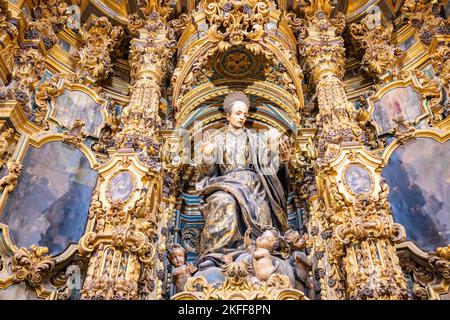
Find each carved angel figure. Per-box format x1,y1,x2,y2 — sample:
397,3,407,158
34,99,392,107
168,244,197,293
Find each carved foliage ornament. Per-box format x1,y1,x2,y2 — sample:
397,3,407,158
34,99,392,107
325,178,408,299
350,14,403,79
0,4,18,46
32,74,63,128
204,0,272,52
173,261,306,300
11,245,56,287
0,48,45,105
25,0,72,49
0,160,22,194
430,45,450,90
402,0,450,46
0,128,15,167
74,17,124,82
62,119,88,148
402,69,443,126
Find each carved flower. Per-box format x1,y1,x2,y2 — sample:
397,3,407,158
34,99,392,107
222,2,233,12
43,36,55,49
149,12,159,20
14,91,29,103
25,29,40,39
419,30,434,46
229,32,244,46
0,91,7,100
148,280,155,292
316,11,325,19
410,18,423,29
147,23,158,32
242,4,252,17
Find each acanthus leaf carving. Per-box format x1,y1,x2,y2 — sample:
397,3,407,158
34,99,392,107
25,0,72,50
73,17,124,83
350,15,403,80
402,0,450,46
32,74,63,128
11,245,56,287
173,261,306,300
204,0,272,50
0,48,46,108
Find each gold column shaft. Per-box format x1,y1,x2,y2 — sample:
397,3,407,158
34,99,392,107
300,3,407,300
80,5,177,300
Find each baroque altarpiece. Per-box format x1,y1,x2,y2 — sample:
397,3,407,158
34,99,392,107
0,0,449,300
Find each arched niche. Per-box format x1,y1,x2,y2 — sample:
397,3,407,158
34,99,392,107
172,95,302,269
0,141,98,256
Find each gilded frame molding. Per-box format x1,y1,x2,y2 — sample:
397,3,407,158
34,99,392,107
382,130,450,276
0,133,100,260
367,76,432,136
325,145,384,203
47,80,108,138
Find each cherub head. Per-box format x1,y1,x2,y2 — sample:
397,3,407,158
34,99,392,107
256,229,280,252
284,229,306,250
168,244,186,268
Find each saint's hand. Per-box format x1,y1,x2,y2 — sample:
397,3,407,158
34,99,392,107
201,139,215,158
199,131,216,159
280,137,291,163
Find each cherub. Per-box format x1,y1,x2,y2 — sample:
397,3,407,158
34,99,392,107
244,228,281,282
0,128,14,165
284,229,316,300
0,161,23,194
168,244,197,293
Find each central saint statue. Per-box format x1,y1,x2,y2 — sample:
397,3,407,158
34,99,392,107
195,91,291,270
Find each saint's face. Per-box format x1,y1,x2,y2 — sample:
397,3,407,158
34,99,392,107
227,101,249,129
